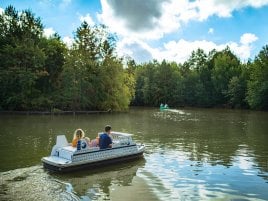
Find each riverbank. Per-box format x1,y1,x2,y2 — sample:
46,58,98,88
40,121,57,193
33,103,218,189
0,110,112,115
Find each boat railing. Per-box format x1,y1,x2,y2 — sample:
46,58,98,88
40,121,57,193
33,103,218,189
111,132,133,142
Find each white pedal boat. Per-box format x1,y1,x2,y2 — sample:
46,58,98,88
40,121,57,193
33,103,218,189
42,132,145,172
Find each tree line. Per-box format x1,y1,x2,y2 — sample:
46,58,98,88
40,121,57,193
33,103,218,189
0,6,133,111
132,47,268,110
0,6,267,111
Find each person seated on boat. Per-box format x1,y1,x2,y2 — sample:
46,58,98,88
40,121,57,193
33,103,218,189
71,128,90,148
99,125,113,149
89,136,99,147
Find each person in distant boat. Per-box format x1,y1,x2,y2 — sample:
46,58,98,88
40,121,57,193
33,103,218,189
71,128,90,148
99,125,113,149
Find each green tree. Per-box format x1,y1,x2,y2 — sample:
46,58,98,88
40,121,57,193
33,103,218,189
37,35,67,109
227,76,246,108
184,49,215,107
180,69,203,106
247,45,268,110
142,61,158,106
226,62,249,108
0,6,46,110
99,57,132,110
154,60,183,106
61,49,98,110
132,64,146,106
210,47,241,105
61,22,133,111
125,59,137,105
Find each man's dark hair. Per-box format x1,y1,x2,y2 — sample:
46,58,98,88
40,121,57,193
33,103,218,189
105,125,111,132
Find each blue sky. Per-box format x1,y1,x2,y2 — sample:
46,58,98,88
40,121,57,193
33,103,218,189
1,0,268,63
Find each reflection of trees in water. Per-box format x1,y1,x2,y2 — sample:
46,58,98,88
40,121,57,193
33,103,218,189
150,109,268,180
54,159,146,200
243,111,268,177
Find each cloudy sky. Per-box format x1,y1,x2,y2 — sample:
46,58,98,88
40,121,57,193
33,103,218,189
1,0,268,63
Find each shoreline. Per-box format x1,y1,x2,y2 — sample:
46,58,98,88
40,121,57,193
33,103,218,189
0,106,266,115
0,110,111,115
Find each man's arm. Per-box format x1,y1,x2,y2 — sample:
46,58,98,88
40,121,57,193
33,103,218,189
108,136,112,148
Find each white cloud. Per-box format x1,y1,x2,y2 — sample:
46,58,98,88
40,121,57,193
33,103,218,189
191,0,268,20
43,27,56,38
98,0,265,63
79,13,95,26
99,0,268,40
116,33,258,64
98,0,180,40
117,38,154,63
166,35,258,62
63,36,74,48
0,7,4,15
240,33,258,45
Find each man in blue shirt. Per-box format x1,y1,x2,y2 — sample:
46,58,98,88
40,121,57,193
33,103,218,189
99,125,112,149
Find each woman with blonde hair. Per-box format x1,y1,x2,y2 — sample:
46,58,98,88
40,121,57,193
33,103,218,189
71,128,90,148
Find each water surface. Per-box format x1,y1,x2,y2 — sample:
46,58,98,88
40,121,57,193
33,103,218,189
0,108,268,200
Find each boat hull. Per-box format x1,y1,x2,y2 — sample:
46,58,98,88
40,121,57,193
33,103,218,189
42,152,144,172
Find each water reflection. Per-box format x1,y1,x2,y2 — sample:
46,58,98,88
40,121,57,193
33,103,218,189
151,109,268,171
52,159,146,200
139,147,268,200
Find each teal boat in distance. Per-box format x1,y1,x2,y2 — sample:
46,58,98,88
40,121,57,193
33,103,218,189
160,103,169,111
159,104,186,114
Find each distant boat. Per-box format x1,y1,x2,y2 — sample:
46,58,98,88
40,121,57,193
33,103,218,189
159,104,186,114
42,132,145,172
160,103,169,111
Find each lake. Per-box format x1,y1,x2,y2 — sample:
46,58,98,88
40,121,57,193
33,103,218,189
0,107,268,200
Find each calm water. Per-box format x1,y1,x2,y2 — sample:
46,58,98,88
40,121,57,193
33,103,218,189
0,108,268,200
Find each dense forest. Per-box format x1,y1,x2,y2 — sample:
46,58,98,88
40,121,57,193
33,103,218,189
0,6,267,111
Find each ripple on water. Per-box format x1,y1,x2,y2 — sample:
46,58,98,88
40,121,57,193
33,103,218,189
137,150,268,201
153,110,196,123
